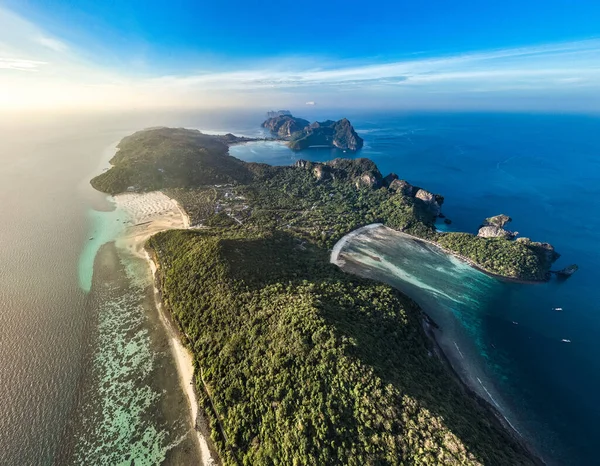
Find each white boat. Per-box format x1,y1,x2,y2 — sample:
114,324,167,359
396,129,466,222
552,307,563,311
561,339,571,343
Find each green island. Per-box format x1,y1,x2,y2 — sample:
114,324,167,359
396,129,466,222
92,125,550,465
261,111,364,151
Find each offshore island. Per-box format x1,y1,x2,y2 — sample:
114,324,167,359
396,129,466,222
90,115,558,465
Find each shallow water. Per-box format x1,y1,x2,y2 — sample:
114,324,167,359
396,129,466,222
56,242,199,465
0,119,125,465
0,114,200,465
334,227,548,458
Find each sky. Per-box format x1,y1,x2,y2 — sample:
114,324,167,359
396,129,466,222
1,0,600,112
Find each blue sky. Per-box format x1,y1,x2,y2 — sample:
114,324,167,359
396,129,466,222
1,0,600,111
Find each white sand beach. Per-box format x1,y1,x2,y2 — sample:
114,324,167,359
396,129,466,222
114,191,190,259
114,191,217,466
330,223,383,266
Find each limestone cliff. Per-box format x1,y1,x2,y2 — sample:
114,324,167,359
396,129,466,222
477,226,516,239
262,114,310,138
484,214,512,228
293,159,444,220
516,237,561,267
385,177,444,218
262,114,364,151
294,158,381,188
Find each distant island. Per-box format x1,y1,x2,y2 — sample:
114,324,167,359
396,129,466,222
261,111,364,151
91,125,548,465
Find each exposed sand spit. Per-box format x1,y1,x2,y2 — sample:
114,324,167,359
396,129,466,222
114,191,190,259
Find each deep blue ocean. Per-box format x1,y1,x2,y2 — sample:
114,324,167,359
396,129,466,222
225,111,600,465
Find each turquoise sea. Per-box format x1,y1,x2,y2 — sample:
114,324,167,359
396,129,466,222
0,115,200,465
0,110,598,464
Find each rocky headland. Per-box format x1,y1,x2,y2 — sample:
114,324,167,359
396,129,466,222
261,114,310,138
293,160,444,220
551,264,579,278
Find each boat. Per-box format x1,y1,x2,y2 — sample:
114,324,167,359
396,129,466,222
512,321,518,325
561,339,571,343
552,307,563,311
88,237,94,240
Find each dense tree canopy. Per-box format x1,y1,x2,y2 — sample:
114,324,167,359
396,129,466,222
436,233,552,281
148,229,536,465
91,128,257,194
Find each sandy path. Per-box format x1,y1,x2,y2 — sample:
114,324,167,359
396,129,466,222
114,191,217,466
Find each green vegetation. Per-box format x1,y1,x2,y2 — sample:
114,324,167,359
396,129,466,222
148,229,536,465
436,233,551,280
262,114,364,151
91,128,256,194
286,118,364,151
95,127,558,280
239,163,436,248
164,187,218,225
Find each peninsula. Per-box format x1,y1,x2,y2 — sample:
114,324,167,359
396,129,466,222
92,125,548,465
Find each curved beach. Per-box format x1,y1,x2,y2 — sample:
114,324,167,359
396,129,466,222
331,223,544,463
332,223,545,284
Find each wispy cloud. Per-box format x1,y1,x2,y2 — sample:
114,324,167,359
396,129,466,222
36,35,68,53
149,39,600,92
0,57,46,71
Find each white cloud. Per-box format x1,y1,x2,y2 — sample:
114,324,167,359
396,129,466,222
139,39,600,95
37,35,68,53
0,57,46,71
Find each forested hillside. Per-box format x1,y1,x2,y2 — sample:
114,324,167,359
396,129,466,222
148,229,537,465
89,126,552,464
91,128,257,194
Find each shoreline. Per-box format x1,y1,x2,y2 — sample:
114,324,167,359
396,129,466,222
424,234,547,285
331,223,545,464
421,316,544,465
332,223,547,285
113,190,218,466
100,187,545,465
146,252,219,466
